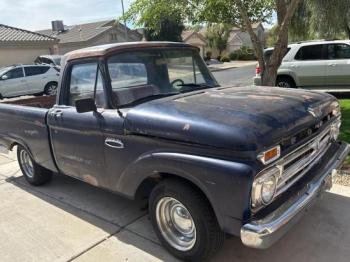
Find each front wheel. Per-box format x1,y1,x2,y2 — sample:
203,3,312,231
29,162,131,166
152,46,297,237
17,146,52,186
149,179,225,261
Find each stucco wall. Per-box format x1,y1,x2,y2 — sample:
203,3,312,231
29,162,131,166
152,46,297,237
184,35,207,57
0,46,52,67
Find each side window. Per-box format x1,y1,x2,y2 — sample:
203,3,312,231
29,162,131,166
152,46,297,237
25,66,50,76
68,62,105,107
4,68,24,79
327,44,350,59
295,45,324,60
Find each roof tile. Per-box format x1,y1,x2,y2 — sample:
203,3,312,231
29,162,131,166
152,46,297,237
0,24,57,43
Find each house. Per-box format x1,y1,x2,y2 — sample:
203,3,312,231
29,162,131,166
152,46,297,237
0,24,58,67
227,22,265,53
37,20,143,55
198,22,265,58
182,30,208,57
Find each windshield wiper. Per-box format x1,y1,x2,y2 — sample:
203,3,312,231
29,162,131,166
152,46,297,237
119,92,180,108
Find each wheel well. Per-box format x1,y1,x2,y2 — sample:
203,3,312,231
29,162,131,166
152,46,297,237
45,81,58,88
276,75,296,85
0,93,3,99
135,173,219,220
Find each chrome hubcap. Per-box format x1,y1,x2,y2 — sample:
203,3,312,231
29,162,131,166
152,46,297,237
19,150,34,178
156,197,196,251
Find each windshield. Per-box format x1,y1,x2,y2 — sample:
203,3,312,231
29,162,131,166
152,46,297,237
107,49,218,107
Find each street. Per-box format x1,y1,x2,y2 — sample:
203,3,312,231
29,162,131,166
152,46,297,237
213,64,256,87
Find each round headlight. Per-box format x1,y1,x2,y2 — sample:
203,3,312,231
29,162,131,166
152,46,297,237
261,175,277,204
252,167,280,208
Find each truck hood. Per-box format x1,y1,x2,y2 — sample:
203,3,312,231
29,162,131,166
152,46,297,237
124,86,337,152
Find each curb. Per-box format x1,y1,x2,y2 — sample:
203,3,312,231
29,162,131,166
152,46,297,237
209,66,237,72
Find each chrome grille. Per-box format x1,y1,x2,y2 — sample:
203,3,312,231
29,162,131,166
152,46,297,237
274,126,332,198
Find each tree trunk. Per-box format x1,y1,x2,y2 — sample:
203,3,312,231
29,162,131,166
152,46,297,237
235,0,301,86
345,24,350,39
234,0,265,76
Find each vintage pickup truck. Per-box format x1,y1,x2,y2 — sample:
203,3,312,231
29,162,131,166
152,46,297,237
0,42,349,261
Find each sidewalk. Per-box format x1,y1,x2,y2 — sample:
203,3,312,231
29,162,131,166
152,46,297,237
208,61,257,72
1,150,350,261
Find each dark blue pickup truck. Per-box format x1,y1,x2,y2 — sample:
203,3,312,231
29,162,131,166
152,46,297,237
0,42,349,261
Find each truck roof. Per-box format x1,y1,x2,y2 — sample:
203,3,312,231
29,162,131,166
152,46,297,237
64,42,198,62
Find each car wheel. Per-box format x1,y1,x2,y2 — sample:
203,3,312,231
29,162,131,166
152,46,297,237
17,145,52,186
44,82,58,96
276,77,296,88
149,179,225,261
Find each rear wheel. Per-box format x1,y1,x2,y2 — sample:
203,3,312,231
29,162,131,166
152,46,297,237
149,179,225,261
44,82,58,96
17,146,52,186
276,76,296,88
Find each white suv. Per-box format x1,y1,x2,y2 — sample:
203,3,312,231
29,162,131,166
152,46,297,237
0,65,59,99
254,40,350,92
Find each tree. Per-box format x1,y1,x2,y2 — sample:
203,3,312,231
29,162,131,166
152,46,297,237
145,17,185,42
205,24,231,57
290,0,350,40
122,0,187,42
123,0,302,86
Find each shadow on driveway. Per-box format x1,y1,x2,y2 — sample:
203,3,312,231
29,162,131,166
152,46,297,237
5,173,350,262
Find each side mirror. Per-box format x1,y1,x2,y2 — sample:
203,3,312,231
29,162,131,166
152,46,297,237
75,98,97,113
1,75,8,80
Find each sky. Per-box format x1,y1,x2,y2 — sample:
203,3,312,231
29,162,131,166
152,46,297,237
0,0,134,31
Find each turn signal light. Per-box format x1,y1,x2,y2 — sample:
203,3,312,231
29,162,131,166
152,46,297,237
258,145,281,165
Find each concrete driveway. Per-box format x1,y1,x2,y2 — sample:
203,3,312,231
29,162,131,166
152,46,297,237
1,150,350,262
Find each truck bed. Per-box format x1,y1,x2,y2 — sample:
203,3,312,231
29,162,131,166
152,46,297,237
0,95,58,172
1,95,56,108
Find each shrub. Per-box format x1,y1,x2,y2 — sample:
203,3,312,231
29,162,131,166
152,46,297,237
216,55,222,61
205,51,212,61
230,46,256,61
220,56,230,62
229,52,239,60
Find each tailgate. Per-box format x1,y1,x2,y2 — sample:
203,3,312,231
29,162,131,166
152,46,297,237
0,103,57,172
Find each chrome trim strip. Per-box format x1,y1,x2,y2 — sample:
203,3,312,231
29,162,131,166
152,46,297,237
241,142,350,249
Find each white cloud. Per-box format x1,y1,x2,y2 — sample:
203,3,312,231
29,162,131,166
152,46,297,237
0,0,134,30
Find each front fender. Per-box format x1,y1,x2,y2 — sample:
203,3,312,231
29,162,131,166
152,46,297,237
117,152,255,235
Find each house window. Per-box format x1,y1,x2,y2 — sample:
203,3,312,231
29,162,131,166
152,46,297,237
110,33,118,41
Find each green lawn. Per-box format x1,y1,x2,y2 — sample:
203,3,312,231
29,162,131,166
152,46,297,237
340,99,350,165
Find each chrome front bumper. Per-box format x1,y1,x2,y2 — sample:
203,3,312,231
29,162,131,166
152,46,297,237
241,142,350,249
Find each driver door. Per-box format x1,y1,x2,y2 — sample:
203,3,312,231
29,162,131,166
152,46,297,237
48,61,109,187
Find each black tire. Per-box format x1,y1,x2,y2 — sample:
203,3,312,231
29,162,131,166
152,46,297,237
149,179,225,261
276,76,296,88
44,82,58,96
17,145,52,186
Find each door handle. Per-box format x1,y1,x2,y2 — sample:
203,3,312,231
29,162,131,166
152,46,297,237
52,110,63,120
105,138,124,149
328,63,336,67
291,65,298,68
